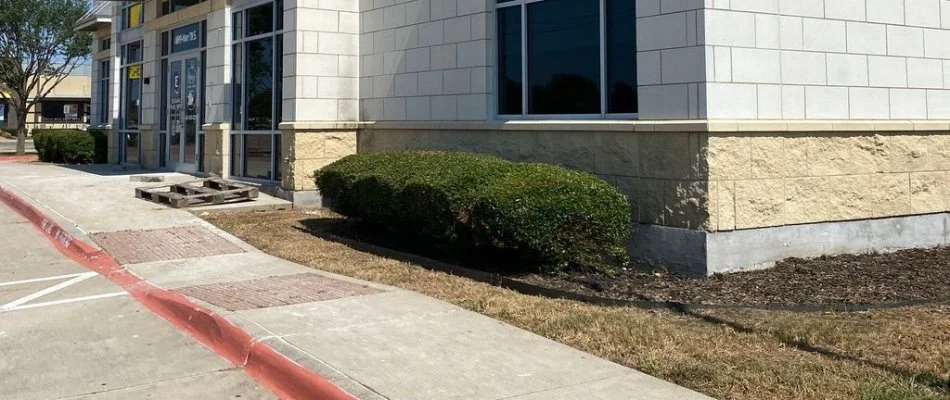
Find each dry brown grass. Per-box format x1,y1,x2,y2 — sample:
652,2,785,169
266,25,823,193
204,209,950,400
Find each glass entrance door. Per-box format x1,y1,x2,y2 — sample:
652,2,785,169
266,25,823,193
166,54,200,172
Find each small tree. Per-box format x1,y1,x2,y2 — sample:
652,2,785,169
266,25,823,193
0,0,92,155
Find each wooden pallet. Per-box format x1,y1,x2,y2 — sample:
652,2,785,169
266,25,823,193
135,178,259,208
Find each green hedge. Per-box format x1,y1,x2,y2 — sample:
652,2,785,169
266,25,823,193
315,151,631,274
88,129,108,164
33,129,96,164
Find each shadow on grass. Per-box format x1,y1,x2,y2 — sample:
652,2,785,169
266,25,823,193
296,216,950,396
296,217,536,276
674,305,950,396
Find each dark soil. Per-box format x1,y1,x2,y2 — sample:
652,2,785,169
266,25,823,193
303,213,950,307
516,249,950,306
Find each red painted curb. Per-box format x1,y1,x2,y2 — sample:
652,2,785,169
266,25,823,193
0,185,357,400
0,155,38,163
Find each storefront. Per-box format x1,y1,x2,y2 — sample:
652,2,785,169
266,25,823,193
78,0,950,275
160,21,205,173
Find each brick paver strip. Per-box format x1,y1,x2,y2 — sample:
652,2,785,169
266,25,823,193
91,225,245,264
175,273,383,311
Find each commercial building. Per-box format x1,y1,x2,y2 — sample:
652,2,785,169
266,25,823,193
0,75,92,132
80,0,950,275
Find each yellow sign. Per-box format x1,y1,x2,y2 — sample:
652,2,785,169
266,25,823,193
128,65,141,79
129,3,143,28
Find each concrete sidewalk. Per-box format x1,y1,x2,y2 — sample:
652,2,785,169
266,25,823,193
0,162,713,400
0,203,275,399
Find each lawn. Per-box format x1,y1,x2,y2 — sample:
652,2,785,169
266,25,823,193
203,209,950,400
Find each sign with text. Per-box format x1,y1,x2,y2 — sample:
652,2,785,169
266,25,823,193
171,23,201,54
128,65,141,80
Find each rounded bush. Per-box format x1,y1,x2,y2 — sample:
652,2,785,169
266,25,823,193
32,129,95,164
315,151,631,274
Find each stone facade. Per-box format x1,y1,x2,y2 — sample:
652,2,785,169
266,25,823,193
639,0,950,120
358,0,491,121
708,126,950,231
279,122,359,192
284,1,360,122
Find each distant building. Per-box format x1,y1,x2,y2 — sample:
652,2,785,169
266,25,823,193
0,75,92,132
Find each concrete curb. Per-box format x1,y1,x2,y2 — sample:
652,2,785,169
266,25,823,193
0,185,357,400
0,155,38,163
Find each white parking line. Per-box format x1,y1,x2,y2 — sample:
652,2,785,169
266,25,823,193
0,272,92,287
5,292,128,312
0,272,99,311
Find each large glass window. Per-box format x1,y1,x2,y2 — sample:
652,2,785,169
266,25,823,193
231,1,283,181
120,1,144,30
120,40,143,163
40,101,87,122
161,0,204,16
98,60,110,125
496,0,637,117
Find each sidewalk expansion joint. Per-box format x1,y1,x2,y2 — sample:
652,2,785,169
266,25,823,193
493,371,638,400
50,367,238,400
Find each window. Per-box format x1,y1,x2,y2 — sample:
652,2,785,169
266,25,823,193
99,38,111,52
231,1,283,181
40,101,86,122
495,0,637,117
160,0,203,16
98,60,110,125
120,40,143,163
120,1,144,30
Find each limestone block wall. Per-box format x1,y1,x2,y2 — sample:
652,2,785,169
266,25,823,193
358,123,711,229
636,0,709,120
204,4,229,125
359,0,491,121
280,123,359,191
284,0,360,122
705,0,950,119
708,126,950,231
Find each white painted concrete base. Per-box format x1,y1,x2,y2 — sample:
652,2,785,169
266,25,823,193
632,212,950,276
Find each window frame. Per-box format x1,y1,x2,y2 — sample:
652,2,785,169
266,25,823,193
119,40,144,164
494,0,638,120
158,21,208,169
98,59,111,125
230,0,284,182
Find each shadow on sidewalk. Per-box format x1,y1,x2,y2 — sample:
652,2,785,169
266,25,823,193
59,163,179,177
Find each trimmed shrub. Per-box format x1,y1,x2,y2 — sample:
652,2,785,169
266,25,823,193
315,151,631,274
468,163,632,273
88,129,108,164
32,129,95,164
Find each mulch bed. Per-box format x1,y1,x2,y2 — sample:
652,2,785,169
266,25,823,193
514,248,950,306
302,212,950,307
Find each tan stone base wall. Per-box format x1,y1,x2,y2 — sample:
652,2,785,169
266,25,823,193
359,122,950,234
708,132,950,231
359,124,711,230
202,124,230,178
105,128,119,165
280,123,359,192
139,128,161,169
